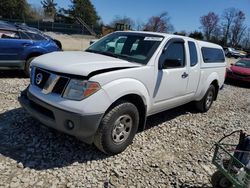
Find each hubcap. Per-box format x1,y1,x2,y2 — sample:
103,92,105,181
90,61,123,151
112,115,132,144
205,91,213,109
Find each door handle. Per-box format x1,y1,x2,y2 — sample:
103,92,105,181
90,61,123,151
182,72,189,78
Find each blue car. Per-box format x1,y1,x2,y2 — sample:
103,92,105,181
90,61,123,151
0,22,61,76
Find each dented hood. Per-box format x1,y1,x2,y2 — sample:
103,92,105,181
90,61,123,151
31,51,141,76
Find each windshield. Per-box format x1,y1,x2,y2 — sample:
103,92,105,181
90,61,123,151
86,32,164,64
235,60,250,68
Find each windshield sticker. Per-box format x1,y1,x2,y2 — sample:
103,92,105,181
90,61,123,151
144,37,163,41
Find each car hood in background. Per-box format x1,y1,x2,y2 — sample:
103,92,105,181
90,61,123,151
231,65,250,75
31,51,141,77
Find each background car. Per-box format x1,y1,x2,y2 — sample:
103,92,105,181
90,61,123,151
226,58,250,83
0,21,62,76
224,47,246,58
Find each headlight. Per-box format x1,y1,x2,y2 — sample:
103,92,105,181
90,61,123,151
63,79,101,100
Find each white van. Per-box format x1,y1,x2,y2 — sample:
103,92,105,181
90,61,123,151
19,31,226,154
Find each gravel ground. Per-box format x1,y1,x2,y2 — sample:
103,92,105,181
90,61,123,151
0,68,249,188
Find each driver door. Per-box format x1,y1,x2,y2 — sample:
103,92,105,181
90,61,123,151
153,38,190,111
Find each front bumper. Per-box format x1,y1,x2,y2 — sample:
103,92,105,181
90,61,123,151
226,72,250,83
18,89,104,144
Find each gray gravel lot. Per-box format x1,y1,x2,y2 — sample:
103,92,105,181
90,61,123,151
0,62,249,188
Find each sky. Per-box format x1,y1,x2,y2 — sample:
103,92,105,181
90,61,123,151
28,0,250,32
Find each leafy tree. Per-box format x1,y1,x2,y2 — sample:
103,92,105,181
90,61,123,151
144,12,174,33
189,31,204,40
0,0,33,20
174,31,187,36
200,12,219,41
68,0,100,26
41,0,57,19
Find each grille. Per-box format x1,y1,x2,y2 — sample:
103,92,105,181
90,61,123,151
33,68,70,96
30,100,55,120
52,77,69,94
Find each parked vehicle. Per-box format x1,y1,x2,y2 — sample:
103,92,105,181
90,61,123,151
224,47,245,58
226,58,250,83
19,31,226,154
0,21,62,76
246,52,250,58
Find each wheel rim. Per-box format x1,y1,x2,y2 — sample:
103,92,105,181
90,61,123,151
219,177,231,187
205,91,214,109
112,115,132,144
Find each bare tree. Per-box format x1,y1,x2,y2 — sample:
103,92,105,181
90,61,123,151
221,8,237,46
230,10,246,47
135,19,144,31
144,12,174,33
200,12,219,41
242,28,250,49
41,0,57,19
31,5,44,20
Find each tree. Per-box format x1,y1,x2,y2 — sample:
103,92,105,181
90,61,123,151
0,0,33,20
221,8,237,46
230,10,246,47
189,31,204,40
200,12,219,41
68,0,100,26
144,12,174,33
135,19,144,31
41,0,57,19
242,28,250,49
174,31,187,36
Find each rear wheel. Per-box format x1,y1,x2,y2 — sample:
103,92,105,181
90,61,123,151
211,171,232,188
24,57,35,77
94,101,139,155
195,85,216,112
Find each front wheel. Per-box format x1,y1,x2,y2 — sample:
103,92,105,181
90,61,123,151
94,101,139,155
195,85,216,112
211,171,232,188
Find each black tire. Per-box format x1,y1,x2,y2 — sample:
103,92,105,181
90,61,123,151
211,171,232,188
195,85,216,112
24,57,35,77
94,101,139,155
53,39,62,49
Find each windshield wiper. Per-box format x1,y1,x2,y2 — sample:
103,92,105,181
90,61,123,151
85,49,137,63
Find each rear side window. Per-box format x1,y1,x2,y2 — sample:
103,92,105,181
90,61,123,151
202,47,225,63
19,31,30,40
188,41,198,66
26,32,46,41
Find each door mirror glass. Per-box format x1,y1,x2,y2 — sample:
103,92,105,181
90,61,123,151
162,58,182,69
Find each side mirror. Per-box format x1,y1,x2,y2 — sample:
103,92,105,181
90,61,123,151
159,58,182,69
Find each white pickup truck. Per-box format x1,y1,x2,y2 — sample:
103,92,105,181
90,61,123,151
19,31,226,154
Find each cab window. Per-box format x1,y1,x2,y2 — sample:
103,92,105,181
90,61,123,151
202,47,225,63
188,41,198,66
160,42,185,69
